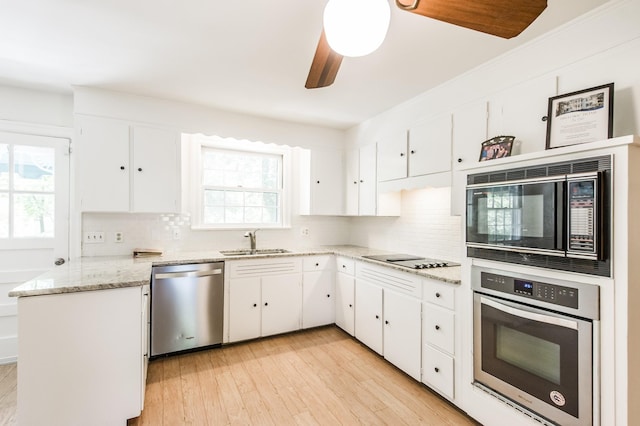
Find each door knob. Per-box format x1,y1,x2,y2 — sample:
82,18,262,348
54,258,65,266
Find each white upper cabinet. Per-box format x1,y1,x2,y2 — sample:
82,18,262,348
76,115,180,213
299,148,344,216
131,126,180,213
487,75,557,155
408,113,452,177
77,116,130,212
358,144,377,216
377,113,453,183
452,101,488,170
377,129,408,182
345,144,378,216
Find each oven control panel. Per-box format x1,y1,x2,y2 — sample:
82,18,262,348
481,272,579,309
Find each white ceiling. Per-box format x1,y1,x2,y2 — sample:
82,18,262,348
0,0,608,129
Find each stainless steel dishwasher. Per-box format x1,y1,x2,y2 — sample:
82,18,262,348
150,262,224,357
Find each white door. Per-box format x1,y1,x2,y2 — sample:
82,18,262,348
0,131,70,363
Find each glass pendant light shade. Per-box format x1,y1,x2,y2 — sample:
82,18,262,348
323,0,391,57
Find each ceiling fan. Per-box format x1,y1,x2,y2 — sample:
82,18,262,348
305,0,548,89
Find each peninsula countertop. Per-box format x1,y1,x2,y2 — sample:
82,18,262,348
9,245,461,297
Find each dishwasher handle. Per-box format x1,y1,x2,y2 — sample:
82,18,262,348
154,269,223,280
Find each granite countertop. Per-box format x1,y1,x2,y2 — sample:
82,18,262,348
9,245,461,297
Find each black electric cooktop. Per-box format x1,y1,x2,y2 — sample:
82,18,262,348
362,254,460,270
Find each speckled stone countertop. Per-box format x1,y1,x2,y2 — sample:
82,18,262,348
9,245,461,297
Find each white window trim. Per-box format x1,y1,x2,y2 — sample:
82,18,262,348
187,134,292,230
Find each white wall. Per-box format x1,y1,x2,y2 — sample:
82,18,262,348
0,85,73,128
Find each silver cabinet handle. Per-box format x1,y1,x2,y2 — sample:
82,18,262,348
154,269,222,279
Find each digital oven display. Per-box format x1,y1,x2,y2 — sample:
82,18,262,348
514,279,534,296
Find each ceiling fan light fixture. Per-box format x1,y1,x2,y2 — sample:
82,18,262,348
323,0,391,57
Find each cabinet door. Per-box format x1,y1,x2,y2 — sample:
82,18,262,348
262,274,302,337
383,289,422,380
358,144,377,216
488,75,556,155
310,149,344,215
377,130,407,182
408,113,452,177
131,126,179,213
344,148,360,216
76,115,130,212
335,272,355,335
228,277,261,342
452,100,488,169
302,269,335,328
354,280,383,355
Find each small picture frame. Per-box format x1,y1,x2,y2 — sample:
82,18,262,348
545,83,614,149
479,136,514,162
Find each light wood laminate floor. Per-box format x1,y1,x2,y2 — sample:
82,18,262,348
129,326,478,425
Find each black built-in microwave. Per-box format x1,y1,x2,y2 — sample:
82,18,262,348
466,155,611,276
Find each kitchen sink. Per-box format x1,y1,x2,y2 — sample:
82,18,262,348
219,248,290,256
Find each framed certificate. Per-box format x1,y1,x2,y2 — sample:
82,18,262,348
545,83,614,149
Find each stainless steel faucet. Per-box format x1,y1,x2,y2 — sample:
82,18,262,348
244,229,259,253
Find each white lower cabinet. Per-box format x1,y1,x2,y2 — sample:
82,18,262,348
229,276,262,341
355,261,422,379
302,256,335,328
17,286,144,425
335,256,356,335
227,258,303,343
262,274,303,337
422,277,457,400
354,279,384,354
383,289,422,380
422,345,455,398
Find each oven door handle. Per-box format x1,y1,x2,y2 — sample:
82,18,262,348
481,296,578,330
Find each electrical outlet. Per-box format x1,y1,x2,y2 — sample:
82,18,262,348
301,227,310,237
114,232,124,243
83,231,105,244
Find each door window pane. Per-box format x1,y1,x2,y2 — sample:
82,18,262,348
13,145,55,192
0,194,8,238
0,144,8,190
13,194,54,238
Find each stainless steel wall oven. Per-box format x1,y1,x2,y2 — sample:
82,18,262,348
466,155,611,276
472,267,599,426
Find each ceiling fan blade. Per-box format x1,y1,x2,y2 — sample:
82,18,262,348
396,0,547,39
305,30,344,89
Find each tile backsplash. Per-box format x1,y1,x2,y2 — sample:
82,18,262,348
82,187,462,260
81,212,352,257
348,187,463,262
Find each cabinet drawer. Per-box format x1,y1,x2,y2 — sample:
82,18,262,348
336,256,355,275
423,278,455,310
423,305,455,355
303,255,333,271
422,345,454,400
